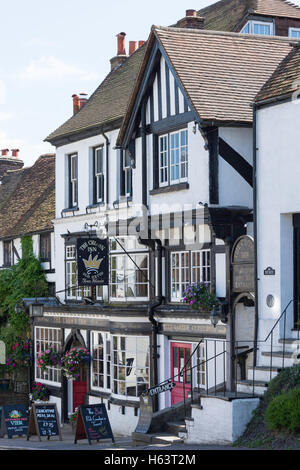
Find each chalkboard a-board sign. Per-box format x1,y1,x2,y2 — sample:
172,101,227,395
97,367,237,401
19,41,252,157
74,404,114,445
27,403,62,441
0,404,29,438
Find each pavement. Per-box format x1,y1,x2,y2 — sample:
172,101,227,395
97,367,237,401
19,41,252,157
0,423,252,452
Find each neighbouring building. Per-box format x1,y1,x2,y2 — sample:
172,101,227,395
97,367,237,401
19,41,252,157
253,43,300,382
0,152,56,294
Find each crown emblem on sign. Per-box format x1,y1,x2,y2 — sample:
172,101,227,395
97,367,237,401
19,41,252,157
83,255,103,274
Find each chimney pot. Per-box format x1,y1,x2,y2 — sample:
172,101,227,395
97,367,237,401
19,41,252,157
72,94,81,114
11,149,19,158
129,41,138,55
117,32,126,56
1,149,9,157
186,9,197,17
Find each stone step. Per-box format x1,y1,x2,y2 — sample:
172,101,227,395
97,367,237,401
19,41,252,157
166,421,186,435
247,365,281,382
236,379,268,396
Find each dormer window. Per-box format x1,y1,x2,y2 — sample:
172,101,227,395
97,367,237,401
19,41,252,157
289,27,300,38
241,21,274,36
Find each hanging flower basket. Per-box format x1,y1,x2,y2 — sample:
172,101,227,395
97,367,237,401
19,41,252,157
61,348,91,380
5,339,31,373
36,345,62,373
182,282,218,312
31,382,50,402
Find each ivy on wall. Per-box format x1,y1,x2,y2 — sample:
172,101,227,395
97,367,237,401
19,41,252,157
0,236,49,349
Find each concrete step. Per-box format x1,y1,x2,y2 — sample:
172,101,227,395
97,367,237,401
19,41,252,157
236,379,268,396
152,433,184,445
166,421,186,435
260,351,295,368
132,431,183,446
247,366,281,382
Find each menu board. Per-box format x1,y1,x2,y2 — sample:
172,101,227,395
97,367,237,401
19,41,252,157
27,403,62,441
75,404,114,445
2,404,29,438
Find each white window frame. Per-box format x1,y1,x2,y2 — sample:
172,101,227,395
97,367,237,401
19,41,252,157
35,326,62,386
109,237,149,302
91,331,111,392
289,27,300,38
170,249,211,303
94,146,104,203
241,20,274,35
65,244,91,300
123,151,132,198
159,129,188,187
70,154,78,207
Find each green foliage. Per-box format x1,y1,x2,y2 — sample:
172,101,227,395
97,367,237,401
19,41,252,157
263,367,293,404
265,389,300,433
0,236,49,349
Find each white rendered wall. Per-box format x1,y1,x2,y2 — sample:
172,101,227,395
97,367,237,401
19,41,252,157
184,397,259,445
256,100,300,347
218,127,253,208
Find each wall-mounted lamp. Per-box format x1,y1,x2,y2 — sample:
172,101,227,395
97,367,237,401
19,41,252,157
29,303,44,317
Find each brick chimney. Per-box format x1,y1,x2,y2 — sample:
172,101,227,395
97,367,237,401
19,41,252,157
79,93,88,108
0,148,24,177
129,41,138,55
176,9,205,29
72,94,81,114
110,32,128,71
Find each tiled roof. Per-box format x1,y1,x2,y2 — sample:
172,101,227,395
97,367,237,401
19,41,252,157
45,45,146,143
255,45,300,103
199,0,300,32
117,26,295,145
0,154,55,239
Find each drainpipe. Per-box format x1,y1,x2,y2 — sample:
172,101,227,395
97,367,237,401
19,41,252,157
139,236,163,412
102,132,110,206
253,104,259,367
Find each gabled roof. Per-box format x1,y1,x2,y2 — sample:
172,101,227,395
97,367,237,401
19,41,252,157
199,0,300,32
45,45,146,144
255,44,300,104
117,26,295,146
0,154,55,239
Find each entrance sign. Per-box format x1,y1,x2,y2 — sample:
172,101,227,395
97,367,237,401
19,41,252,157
1,404,29,438
27,403,62,441
77,238,109,286
232,235,255,292
135,395,153,434
74,404,114,445
264,267,276,276
148,380,176,397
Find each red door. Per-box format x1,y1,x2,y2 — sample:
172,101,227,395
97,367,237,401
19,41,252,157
72,367,87,411
171,342,192,405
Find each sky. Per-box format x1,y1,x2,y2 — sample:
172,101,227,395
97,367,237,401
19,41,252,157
2,0,300,168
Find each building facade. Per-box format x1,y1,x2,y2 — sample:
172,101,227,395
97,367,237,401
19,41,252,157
23,0,300,437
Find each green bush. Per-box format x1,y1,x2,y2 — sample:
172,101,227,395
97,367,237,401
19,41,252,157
265,389,300,433
265,393,290,431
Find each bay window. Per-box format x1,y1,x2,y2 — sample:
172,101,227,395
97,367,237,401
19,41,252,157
171,249,211,302
110,237,149,301
241,20,274,35
65,244,91,300
91,332,111,390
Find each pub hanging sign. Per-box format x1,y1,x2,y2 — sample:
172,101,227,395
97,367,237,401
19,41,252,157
77,238,109,286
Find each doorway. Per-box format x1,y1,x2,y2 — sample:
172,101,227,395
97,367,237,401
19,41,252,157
170,342,192,405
